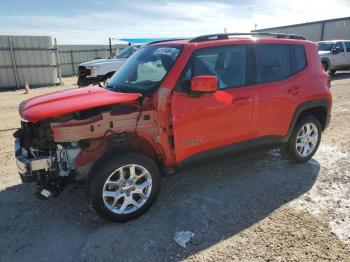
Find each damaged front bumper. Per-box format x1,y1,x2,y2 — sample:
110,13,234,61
15,138,52,183
14,135,83,198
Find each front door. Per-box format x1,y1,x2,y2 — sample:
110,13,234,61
171,45,254,163
344,42,350,65
332,42,347,67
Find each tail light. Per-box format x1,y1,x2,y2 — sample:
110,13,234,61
327,74,331,89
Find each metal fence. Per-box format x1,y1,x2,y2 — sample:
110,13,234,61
0,35,60,89
0,35,127,90
58,44,125,77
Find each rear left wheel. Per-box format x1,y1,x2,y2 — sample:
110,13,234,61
88,153,161,222
282,116,322,163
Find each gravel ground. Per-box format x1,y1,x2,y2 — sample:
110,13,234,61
0,75,349,261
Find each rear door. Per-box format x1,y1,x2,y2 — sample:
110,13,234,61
344,42,350,65
332,42,347,67
253,44,307,138
171,45,255,163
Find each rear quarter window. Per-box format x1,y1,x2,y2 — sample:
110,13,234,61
334,42,345,53
255,43,307,84
292,45,307,73
255,44,291,84
345,42,350,52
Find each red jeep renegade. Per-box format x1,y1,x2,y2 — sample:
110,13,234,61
14,33,332,222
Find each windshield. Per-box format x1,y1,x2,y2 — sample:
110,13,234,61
114,46,140,59
318,42,334,51
106,45,182,94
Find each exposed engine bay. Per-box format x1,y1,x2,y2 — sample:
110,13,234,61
14,101,161,199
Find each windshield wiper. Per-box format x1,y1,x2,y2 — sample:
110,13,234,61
105,85,123,92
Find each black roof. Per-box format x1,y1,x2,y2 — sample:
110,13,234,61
190,32,305,42
147,33,306,46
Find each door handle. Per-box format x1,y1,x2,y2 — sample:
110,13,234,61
287,86,301,96
232,96,252,103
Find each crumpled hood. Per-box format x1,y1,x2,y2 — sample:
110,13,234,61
80,58,126,68
318,50,331,56
19,86,141,123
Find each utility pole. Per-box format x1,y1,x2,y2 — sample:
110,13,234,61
254,24,258,31
109,37,112,58
54,38,63,86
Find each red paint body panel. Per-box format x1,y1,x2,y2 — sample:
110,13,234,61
168,38,331,164
253,75,303,137
253,42,331,138
18,37,332,170
171,86,255,163
19,86,141,122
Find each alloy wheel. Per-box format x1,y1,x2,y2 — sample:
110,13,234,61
295,123,319,158
102,164,152,214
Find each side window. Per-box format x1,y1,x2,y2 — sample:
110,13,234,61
334,42,345,53
177,46,247,91
255,44,291,84
345,42,350,52
292,45,307,73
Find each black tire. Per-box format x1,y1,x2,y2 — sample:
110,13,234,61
282,116,322,163
88,153,161,222
322,61,331,74
102,72,115,82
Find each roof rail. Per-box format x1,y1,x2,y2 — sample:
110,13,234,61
190,32,306,42
147,38,189,45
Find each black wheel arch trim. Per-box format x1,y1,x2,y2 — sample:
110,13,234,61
321,58,331,64
286,98,330,141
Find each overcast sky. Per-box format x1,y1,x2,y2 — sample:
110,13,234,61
1,0,350,45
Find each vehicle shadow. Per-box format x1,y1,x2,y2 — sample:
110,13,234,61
0,149,320,262
331,71,350,81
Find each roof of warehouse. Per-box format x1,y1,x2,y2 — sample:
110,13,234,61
252,16,350,32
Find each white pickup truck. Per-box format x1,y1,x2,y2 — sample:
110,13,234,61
317,40,350,75
78,45,141,86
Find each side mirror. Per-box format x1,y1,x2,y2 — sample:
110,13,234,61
190,75,218,93
332,47,340,54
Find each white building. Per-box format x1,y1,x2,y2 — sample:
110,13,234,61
253,17,350,42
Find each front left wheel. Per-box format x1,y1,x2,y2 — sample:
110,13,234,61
88,153,161,222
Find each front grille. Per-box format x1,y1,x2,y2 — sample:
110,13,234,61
21,121,36,139
20,121,53,149
78,66,91,77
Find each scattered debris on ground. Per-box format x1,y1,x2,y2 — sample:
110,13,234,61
174,231,195,248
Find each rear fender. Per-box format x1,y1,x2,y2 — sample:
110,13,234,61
286,98,330,141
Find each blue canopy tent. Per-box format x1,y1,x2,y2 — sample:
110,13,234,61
119,38,169,44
